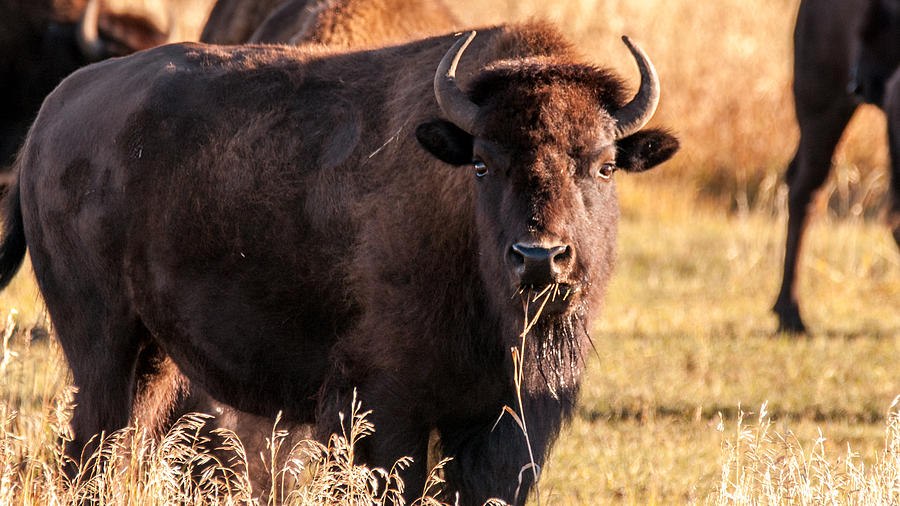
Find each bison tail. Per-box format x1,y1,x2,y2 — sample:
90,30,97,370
0,182,27,290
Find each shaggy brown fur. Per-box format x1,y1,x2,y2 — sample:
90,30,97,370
195,0,460,490
774,0,898,333
0,22,677,504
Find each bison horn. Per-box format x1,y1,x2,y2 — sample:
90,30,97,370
613,36,660,139
434,31,479,135
77,0,105,61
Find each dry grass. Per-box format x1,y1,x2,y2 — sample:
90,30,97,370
712,401,900,504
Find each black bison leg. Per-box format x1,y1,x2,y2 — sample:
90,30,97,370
29,258,160,479
888,174,900,251
438,398,566,506
316,384,430,504
774,99,857,333
55,314,152,479
888,92,900,250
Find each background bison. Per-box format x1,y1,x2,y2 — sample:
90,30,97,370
200,0,458,48
0,0,215,176
198,0,285,44
0,22,677,504
889,73,900,221
247,0,458,46
774,0,900,332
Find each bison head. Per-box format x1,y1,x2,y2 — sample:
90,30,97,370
416,32,678,324
852,0,900,105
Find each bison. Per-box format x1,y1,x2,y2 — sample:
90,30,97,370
200,0,458,47
196,0,461,488
0,0,215,175
889,72,900,216
0,22,678,504
774,0,900,333
247,0,458,46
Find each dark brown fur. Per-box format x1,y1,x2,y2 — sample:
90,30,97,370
774,0,900,332
854,0,900,105
0,23,677,504
888,71,900,246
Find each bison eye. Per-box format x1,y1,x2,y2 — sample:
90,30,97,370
592,163,615,180
474,160,488,178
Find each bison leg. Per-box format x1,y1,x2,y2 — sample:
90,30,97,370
51,312,152,479
437,397,567,506
888,172,900,250
774,100,857,333
316,385,430,503
29,266,164,478
888,88,900,250
363,413,429,503
131,344,190,438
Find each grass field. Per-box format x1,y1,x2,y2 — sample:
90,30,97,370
538,178,900,503
2,0,900,504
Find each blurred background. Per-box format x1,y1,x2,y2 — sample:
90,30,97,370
448,0,889,217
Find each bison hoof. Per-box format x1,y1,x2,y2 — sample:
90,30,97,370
773,301,806,334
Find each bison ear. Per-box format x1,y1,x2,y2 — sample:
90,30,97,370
615,128,679,173
415,120,473,166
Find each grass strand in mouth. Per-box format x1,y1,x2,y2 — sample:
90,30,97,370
498,285,559,504
531,283,556,303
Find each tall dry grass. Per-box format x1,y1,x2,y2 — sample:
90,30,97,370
712,401,900,504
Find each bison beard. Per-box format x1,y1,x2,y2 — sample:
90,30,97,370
0,22,678,504
533,312,588,397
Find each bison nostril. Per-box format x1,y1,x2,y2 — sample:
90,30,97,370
509,245,526,267
551,245,572,268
